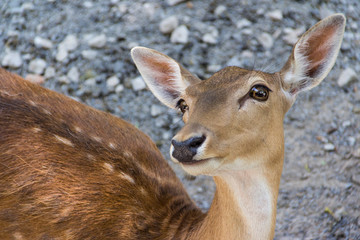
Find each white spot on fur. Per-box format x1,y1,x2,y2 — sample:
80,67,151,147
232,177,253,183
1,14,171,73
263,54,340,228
42,108,51,115
13,232,24,240
60,206,73,217
91,135,102,143
28,100,37,106
123,151,133,159
87,153,95,161
118,172,135,184
32,127,42,133
103,162,114,172
74,126,82,133
140,187,147,196
108,142,116,149
54,134,74,147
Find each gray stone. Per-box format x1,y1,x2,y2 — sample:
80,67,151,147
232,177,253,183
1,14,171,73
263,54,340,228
28,58,47,74
1,51,22,68
34,36,53,49
257,32,273,49
283,27,305,45
236,19,252,29
170,25,189,44
131,76,146,91
44,67,56,79
159,16,179,34
56,46,68,62
347,137,356,146
214,5,227,16
81,50,98,60
60,34,78,52
207,64,222,73
21,2,35,11
58,76,70,84
151,105,163,117
266,10,283,21
67,67,80,83
88,34,107,48
115,84,124,94
84,78,97,88
106,75,120,90
166,0,186,6
202,29,218,44
324,143,336,151
83,1,93,8
337,68,358,87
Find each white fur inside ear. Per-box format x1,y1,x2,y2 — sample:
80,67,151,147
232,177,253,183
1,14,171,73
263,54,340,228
140,60,186,108
131,47,188,108
283,42,312,93
282,14,345,94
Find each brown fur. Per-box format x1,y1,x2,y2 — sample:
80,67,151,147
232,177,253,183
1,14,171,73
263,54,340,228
0,68,204,239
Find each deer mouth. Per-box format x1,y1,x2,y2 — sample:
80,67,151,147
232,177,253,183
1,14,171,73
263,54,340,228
178,158,211,165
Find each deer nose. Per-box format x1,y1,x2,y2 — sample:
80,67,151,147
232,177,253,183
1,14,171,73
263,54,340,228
171,135,206,163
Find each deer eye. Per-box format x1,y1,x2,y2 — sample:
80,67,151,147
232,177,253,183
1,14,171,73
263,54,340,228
176,99,189,114
249,85,270,101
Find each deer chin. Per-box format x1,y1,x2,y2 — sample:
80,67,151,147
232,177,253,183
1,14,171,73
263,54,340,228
179,157,223,176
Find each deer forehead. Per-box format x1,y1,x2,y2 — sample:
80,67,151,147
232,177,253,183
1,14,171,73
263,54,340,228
184,67,282,113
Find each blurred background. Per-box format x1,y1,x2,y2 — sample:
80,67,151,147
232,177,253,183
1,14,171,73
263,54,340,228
0,0,359,239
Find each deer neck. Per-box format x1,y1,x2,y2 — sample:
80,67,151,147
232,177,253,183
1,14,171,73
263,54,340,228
190,159,283,240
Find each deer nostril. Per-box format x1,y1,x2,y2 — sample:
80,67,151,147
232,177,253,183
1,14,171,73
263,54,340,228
188,135,206,149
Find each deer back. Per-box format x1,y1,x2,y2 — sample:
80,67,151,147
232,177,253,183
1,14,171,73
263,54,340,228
0,68,202,239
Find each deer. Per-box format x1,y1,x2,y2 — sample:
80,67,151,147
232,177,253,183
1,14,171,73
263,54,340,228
0,14,345,239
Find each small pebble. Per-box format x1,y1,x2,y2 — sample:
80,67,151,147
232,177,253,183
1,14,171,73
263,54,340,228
83,1,93,8
257,32,273,49
56,45,68,62
88,34,107,48
324,143,336,152
202,33,218,44
67,67,80,83
34,36,53,49
170,25,189,44
337,68,358,87
166,0,186,6
60,34,78,52
106,75,120,90
283,27,305,45
131,76,146,91
151,105,163,117
236,19,252,29
266,9,283,21
115,84,124,94
28,58,47,74
1,51,22,69
347,137,356,146
214,5,227,16
44,67,56,79
81,50,98,60
159,16,179,34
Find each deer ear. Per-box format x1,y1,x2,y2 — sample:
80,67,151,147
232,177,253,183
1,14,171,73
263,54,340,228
280,14,346,95
131,47,201,109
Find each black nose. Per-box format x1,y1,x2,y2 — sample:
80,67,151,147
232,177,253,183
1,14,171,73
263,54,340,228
171,135,206,163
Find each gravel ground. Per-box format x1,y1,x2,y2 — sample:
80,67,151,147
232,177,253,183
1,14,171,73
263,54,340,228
1,0,359,239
